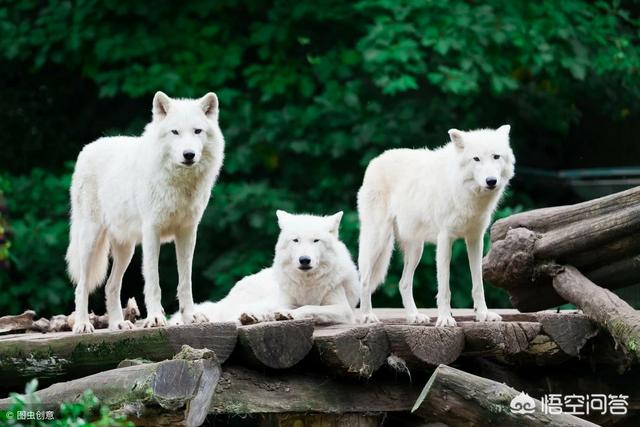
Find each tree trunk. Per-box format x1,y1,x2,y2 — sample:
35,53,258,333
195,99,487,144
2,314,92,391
412,364,597,426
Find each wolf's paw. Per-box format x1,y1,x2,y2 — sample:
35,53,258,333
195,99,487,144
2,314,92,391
143,314,167,328
73,320,95,334
360,312,380,324
435,314,457,327
239,312,274,325
183,311,209,324
475,310,502,322
274,312,294,321
406,313,430,324
109,320,135,331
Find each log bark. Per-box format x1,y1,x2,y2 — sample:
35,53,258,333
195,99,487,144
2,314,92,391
0,322,237,390
384,325,464,370
210,365,423,414
0,345,220,427
412,364,597,426
313,324,389,378
0,310,35,334
259,413,382,427
551,265,640,363
235,319,314,369
483,186,640,311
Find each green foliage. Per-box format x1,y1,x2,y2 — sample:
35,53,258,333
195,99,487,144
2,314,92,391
0,169,73,315
0,379,132,427
0,187,10,270
0,0,638,315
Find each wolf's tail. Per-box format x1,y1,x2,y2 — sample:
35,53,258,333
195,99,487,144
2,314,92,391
357,187,395,293
66,217,110,293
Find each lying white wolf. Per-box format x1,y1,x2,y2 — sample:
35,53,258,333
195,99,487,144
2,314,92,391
172,211,360,325
66,91,225,333
358,126,515,326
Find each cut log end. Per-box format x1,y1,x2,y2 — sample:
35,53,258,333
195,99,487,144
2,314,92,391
236,319,314,369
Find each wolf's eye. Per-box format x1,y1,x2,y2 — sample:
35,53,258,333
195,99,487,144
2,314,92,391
171,130,179,135
293,239,299,243
194,129,202,135
313,239,320,243
473,157,480,162
493,154,500,160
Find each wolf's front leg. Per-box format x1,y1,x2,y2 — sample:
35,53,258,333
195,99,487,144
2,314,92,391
435,232,456,327
142,226,167,327
466,233,501,322
175,226,208,324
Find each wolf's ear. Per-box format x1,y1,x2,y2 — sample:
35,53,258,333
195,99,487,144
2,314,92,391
276,210,291,229
448,129,465,149
326,211,343,236
152,91,171,120
200,92,219,119
497,124,511,135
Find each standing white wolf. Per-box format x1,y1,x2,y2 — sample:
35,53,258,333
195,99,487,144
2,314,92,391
172,211,360,325
358,126,515,326
66,91,225,333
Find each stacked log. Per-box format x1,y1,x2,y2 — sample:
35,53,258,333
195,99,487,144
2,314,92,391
483,186,640,311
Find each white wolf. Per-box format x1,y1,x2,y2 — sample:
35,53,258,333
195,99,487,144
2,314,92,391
357,125,515,327
66,91,225,333
171,211,360,325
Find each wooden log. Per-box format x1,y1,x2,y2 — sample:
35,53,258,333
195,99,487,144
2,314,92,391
384,325,464,370
490,186,640,242
483,187,640,311
412,364,597,426
0,310,35,334
259,413,382,427
235,319,314,369
458,358,640,425
0,345,220,427
0,322,237,390
210,365,423,414
535,313,598,357
551,265,640,363
313,324,389,378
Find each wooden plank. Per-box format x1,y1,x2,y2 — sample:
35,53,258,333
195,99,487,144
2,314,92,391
0,323,237,390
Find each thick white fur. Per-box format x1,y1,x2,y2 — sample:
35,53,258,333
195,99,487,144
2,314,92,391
66,91,225,333
357,126,515,326
170,211,360,325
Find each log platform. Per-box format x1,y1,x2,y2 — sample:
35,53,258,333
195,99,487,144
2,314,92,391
0,308,636,425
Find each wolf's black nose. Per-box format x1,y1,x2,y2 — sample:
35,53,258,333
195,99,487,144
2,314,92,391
486,177,497,187
183,151,196,161
299,256,311,266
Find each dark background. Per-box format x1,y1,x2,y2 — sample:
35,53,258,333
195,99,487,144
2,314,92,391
0,0,638,317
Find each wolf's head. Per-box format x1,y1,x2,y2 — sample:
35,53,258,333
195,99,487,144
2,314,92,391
149,91,222,168
448,125,515,193
274,210,344,274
